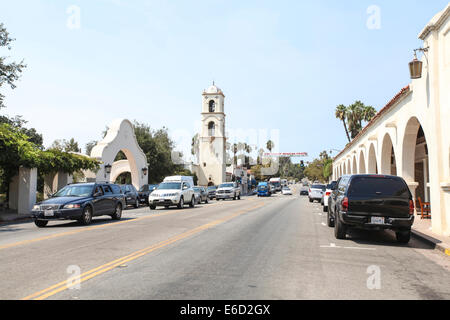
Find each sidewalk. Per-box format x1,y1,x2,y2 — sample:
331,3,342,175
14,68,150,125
411,215,450,257
0,211,32,225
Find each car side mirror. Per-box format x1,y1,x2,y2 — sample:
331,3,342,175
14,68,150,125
183,186,188,190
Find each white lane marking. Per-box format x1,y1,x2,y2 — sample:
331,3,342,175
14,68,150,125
320,243,376,251
321,222,327,226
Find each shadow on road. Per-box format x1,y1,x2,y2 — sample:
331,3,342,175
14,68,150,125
345,228,433,250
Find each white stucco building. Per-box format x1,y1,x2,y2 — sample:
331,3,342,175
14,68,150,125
332,4,450,236
194,83,227,186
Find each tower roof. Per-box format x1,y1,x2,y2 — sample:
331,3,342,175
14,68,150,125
204,82,224,95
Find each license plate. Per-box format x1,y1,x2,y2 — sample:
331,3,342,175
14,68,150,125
371,217,385,224
44,210,54,217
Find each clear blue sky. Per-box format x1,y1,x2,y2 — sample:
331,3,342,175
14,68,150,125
1,0,448,163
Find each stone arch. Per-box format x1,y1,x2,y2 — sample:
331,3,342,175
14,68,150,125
110,159,131,183
380,133,397,175
90,119,148,190
401,116,431,204
347,158,351,174
367,143,378,174
352,155,357,174
359,149,366,174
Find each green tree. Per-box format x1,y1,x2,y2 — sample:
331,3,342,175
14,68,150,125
85,140,97,156
335,104,351,142
0,23,26,109
0,123,99,202
336,101,377,141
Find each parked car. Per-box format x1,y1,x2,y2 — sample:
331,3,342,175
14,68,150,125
216,182,241,200
257,182,271,197
300,184,309,196
281,186,292,195
138,184,158,205
193,186,209,204
119,184,140,208
31,182,125,227
327,174,415,243
207,186,217,199
148,176,195,209
322,181,338,212
309,184,326,202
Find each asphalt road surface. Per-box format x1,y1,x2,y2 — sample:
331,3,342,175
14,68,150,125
0,187,449,300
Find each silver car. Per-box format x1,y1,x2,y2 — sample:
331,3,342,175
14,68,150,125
308,184,326,203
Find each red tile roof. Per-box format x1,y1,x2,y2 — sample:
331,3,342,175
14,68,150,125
333,85,411,161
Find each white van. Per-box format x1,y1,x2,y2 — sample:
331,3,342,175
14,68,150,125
148,176,195,210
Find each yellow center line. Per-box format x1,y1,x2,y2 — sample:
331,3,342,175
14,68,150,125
0,198,259,251
22,202,266,300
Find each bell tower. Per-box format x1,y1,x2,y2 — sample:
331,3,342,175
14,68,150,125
197,82,226,186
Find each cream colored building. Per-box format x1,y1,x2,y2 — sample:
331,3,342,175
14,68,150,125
333,4,450,236
194,83,227,186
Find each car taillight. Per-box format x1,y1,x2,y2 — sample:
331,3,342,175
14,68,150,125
309,189,311,193
326,192,331,196
409,200,415,215
342,197,349,212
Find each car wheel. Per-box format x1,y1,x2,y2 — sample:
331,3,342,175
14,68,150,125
327,206,334,227
112,203,122,220
149,204,156,210
134,198,139,208
34,220,48,228
189,196,195,208
323,205,328,213
396,230,411,244
238,194,241,200
334,213,347,239
233,194,236,200
79,206,93,226
309,198,313,203
177,197,184,209
205,197,209,204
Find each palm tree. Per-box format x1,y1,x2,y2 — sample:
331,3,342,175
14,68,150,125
335,104,351,142
232,143,238,165
266,140,274,153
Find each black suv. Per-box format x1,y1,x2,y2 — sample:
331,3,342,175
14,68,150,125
119,184,140,208
138,184,159,206
327,175,414,243
31,183,125,227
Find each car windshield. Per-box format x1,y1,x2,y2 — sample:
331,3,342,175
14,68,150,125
348,177,410,197
207,186,216,190
219,183,233,188
283,187,290,190
53,185,94,197
157,182,181,190
311,184,326,190
139,185,149,192
327,182,337,190
193,187,201,192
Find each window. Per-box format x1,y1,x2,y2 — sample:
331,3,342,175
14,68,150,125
348,177,410,197
102,185,113,194
94,186,104,196
111,185,121,194
208,122,215,136
209,100,215,112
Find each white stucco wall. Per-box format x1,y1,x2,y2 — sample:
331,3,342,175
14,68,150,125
333,5,450,236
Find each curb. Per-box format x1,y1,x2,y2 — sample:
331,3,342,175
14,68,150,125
0,215,33,226
411,229,450,257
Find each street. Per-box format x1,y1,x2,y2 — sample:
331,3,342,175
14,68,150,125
0,186,449,300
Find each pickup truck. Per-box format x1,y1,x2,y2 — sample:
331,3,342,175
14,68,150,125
216,182,241,201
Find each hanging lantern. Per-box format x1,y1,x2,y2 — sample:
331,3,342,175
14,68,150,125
409,51,423,79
